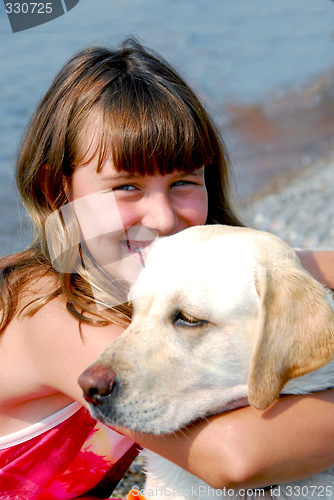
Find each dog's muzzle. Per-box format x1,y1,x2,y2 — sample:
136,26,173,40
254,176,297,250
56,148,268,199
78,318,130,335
78,364,116,406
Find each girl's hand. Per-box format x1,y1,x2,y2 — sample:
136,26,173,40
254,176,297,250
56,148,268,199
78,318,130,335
296,250,334,288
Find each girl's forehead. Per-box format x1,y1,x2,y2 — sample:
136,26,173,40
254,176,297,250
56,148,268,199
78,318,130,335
76,153,205,181
99,165,205,180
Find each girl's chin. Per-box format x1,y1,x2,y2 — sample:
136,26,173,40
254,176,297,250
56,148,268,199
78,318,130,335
83,239,148,283
101,252,146,284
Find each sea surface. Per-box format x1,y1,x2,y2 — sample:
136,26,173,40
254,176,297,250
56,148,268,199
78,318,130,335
0,0,334,256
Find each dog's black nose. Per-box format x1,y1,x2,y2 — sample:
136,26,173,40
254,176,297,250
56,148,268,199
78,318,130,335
78,365,116,406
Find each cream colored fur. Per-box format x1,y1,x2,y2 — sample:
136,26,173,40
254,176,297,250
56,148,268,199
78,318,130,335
86,226,334,500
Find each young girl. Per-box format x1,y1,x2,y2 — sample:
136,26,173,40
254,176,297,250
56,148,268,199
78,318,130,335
1,38,334,499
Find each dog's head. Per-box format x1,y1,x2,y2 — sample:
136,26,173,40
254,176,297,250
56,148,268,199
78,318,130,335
78,225,334,433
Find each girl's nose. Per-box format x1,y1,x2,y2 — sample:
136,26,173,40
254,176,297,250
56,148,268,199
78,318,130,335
141,193,179,236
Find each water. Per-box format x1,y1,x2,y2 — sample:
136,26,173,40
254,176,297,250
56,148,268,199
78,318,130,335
1,0,334,255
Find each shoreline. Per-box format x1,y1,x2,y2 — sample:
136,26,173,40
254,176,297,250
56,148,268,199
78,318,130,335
224,67,334,202
243,155,334,250
241,147,334,204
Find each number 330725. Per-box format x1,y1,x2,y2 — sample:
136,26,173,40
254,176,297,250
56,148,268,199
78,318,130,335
5,3,52,13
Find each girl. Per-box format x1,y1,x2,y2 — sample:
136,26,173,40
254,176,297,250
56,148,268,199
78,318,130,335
0,38,334,499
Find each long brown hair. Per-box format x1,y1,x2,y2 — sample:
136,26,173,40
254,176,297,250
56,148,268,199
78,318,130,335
0,38,243,333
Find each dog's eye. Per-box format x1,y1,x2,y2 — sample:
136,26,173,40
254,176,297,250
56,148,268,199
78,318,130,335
173,311,207,327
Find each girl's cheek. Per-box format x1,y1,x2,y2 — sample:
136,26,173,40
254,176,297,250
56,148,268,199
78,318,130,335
185,190,208,225
115,200,142,229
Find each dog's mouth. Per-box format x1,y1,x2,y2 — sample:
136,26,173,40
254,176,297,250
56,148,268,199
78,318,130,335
86,393,250,435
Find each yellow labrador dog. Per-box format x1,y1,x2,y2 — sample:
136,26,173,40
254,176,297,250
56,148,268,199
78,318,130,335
79,225,334,500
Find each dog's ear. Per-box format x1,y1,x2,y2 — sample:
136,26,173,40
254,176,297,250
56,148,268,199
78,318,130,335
248,253,334,410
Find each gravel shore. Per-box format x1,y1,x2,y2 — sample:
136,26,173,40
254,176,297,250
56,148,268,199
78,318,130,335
243,156,334,250
110,156,334,498
111,454,146,499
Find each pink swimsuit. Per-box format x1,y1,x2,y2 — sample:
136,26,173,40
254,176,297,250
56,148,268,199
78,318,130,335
0,402,140,499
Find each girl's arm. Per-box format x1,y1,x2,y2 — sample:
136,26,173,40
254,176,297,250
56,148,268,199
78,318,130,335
117,391,334,490
296,250,334,288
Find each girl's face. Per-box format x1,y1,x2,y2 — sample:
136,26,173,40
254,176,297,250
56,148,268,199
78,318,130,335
67,132,208,283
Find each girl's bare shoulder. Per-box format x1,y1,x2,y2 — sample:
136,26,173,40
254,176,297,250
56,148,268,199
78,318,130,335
1,276,125,406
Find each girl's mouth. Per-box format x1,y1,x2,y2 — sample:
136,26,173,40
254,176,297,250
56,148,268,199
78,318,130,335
123,227,158,257
126,241,153,255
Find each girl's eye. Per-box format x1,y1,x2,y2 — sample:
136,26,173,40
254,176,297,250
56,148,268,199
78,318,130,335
114,184,137,191
173,180,193,187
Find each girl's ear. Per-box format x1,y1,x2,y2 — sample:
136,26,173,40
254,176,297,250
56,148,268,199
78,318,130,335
39,164,72,206
62,175,72,202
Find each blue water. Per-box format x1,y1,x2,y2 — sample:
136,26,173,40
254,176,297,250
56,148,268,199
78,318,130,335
0,0,334,255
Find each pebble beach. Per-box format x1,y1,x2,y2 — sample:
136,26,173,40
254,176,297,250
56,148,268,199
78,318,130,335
244,156,334,250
